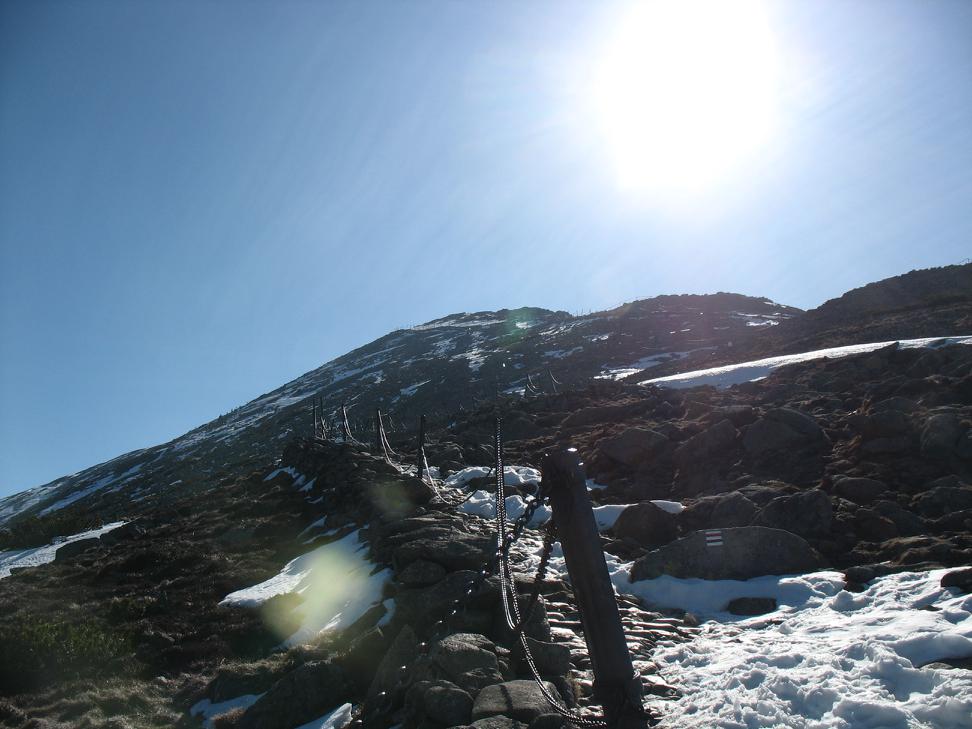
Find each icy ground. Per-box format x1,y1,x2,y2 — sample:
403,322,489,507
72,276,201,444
0,521,126,579
642,335,972,390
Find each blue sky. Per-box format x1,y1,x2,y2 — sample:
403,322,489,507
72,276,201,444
2,0,971,498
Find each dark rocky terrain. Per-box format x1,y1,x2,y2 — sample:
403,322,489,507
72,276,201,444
1,263,971,728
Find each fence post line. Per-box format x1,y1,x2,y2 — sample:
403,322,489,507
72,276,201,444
541,449,647,728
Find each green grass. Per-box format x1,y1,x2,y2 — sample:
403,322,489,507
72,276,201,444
0,615,133,694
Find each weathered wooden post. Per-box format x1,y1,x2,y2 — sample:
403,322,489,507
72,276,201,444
341,404,354,443
416,414,427,481
542,449,648,728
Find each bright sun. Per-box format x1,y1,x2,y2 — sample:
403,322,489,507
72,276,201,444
593,0,780,196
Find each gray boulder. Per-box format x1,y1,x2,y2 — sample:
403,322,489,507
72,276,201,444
674,420,738,467
431,633,501,682
833,477,887,505
472,680,564,724
393,533,493,572
53,537,101,563
753,489,833,538
237,661,350,729
597,428,668,468
398,558,447,587
679,492,758,531
612,502,678,548
742,408,828,456
921,414,963,459
406,679,473,727
913,485,972,518
630,527,824,582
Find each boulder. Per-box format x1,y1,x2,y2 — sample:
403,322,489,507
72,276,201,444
853,508,899,541
237,661,350,729
941,568,972,593
563,403,647,429
726,597,777,616
398,559,447,587
395,572,498,632
742,408,828,456
472,680,565,724
53,537,101,563
393,533,493,572
709,405,757,427
406,680,473,727
913,485,972,518
471,718,528,729
630,527,824,582
920,414,963,459
753,490,833,538
517,638,571,678
871,501,926,536
854,410,912,439
596,428,668,468
833,477,888,505
674,420,738,467
367,625,418,700
431,633,501,682
678,492,758,531
612,503,678,548
871,397,918,413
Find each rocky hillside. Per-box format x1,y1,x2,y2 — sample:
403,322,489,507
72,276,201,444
1,263,971,728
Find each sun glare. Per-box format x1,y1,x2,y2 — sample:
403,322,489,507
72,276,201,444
593,0,780,196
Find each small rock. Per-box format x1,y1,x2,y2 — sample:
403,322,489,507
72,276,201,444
726,597,777,616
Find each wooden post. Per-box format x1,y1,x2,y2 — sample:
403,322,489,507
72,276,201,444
341,404,354,444
416,414,427,481
541,449,647,728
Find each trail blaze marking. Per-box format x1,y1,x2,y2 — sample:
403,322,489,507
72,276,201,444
705,529,724,548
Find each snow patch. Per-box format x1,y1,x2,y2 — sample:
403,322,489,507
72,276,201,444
220,530,391,647
1,521,127,579
293,703,354,729
190,694,263,728
644,336,972,390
